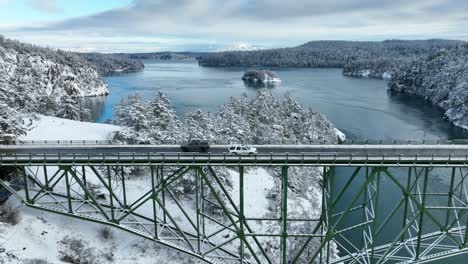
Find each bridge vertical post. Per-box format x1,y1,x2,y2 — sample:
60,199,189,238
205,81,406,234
20,166,31,203
195,166,203,254
64,168,73,213
359,166,371,260
400,167,413,242
370,167,381,263
415,167,429,260
151,166,158,239
320,166,332,264
43,166,49,191
107,166,115,223
239,165,245,263
121,166,127,208
159,166,167,223
200,167,205,238
361,167,369,251
444,167,456,230
325,166,335,264
281,165,288,264
464,213,468,248
463,167,468,248
82,166,88,200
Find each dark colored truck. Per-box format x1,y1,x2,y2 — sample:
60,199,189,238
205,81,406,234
181,140,210,152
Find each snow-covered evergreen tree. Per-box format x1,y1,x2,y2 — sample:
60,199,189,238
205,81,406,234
390,44,468,128
0,36,109,133
56,96,82,121
113,90,341,144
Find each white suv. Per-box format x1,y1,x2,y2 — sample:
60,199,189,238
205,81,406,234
228,144,257,155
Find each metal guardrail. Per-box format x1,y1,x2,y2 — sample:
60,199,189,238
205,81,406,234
1,152,468,166
12,139,468,146
15,140,114,145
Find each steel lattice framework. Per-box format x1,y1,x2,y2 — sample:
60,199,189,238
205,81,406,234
1,146,468,263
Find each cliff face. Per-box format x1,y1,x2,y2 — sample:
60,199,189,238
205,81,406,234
0,45,108,98
0,37,109,133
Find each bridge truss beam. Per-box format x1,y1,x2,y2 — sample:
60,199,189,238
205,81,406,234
0,162,468,263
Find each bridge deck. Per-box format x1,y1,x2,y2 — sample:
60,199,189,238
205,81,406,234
1,144,468,166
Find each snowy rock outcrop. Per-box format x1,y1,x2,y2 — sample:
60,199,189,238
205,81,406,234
0,36,109,133
389,44,468,129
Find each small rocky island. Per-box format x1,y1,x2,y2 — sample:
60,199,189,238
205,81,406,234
242,69,281,84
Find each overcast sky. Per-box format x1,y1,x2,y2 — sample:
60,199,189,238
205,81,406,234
0,0,467,53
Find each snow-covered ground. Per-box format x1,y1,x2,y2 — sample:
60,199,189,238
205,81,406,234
20,115,120,141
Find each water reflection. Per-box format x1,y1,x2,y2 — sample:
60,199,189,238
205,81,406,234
386,90,468,139
242,80,278,89
83,96,107,122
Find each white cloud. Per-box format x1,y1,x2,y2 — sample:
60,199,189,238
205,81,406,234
25,0,62,13
3,0,468,52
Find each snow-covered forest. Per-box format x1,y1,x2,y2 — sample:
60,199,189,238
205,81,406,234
0,36,109,134
125,51,205,60
76,53,144,76
112,90,343,144
389,43,468,129
197,39,464,79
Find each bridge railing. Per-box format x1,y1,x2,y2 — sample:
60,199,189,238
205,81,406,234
15,140,115,145
12,139,468,145
2,152,468,166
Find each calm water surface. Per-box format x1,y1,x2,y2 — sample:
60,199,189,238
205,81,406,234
92,60,468,140
91,60,468,262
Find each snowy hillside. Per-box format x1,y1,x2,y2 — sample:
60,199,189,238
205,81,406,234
19,115,119,141
0,37,108,98
0,37,109,135
389,44,468,129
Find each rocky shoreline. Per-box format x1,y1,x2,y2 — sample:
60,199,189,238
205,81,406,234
389,44,468,129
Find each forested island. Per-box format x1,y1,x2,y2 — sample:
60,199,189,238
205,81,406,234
242,69,281,84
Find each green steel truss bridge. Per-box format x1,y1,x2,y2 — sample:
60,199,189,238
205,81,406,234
1,143,468,263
